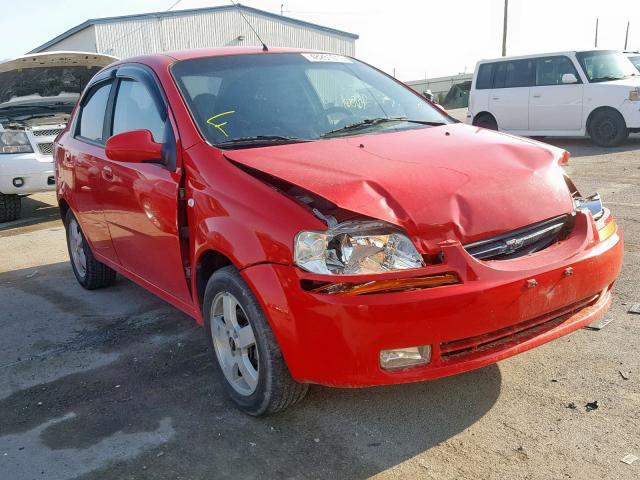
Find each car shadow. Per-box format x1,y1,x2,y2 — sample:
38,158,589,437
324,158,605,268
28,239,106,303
542,133,640,158
0,195,60,233
0,262,502,479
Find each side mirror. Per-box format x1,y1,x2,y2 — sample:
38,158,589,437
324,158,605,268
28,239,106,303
561,73,578,84
105,129,162,163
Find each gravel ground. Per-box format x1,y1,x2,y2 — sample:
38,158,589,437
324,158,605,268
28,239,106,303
0,135,638,479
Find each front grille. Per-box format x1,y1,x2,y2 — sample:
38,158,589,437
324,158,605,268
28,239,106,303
440,294,599,361
32,128,63,137
37,143,54,155
464,215,574,260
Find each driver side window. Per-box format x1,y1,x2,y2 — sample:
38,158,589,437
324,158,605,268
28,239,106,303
112,79,165,142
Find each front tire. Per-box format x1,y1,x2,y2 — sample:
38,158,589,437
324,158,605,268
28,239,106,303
0,193,21,222
472,113,498,130
64,209,116,289
589,109,628,147
203,266,308,416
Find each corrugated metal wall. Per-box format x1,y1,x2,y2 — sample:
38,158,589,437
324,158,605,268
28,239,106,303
95,10,355,58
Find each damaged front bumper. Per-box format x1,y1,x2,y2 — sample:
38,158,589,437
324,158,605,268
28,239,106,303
241,210,623,387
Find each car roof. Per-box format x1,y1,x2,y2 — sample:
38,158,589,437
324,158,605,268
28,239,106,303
476,49,620,64
112,47,327,66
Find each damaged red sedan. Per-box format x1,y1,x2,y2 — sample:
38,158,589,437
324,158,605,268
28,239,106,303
55,48,623,415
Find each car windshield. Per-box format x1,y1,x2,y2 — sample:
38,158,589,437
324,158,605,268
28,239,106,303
575,50,639,82
171,52,452,148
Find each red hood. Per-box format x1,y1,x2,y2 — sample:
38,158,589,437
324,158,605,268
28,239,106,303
224,123,574,253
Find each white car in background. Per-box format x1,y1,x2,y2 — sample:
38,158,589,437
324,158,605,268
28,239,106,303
625,51,640,71
467,50,640,147
0,51,116,222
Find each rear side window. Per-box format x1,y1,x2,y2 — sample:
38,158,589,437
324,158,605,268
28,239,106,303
78,82,111,143
475,63,494,89
535,56,580,86
112,79,166,142
493,60,534,89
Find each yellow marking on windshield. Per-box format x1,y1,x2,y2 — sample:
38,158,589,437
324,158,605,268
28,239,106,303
207,111,235,137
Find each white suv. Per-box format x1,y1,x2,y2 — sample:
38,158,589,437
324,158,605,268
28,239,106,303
0,52,116,222
467,50,640,147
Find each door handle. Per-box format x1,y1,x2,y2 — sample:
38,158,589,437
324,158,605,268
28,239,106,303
492,96,500,100
102,165,114,181
532,94,542,98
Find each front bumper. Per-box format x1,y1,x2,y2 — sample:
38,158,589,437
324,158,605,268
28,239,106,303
241,210,623,387
620,99,640,129
0,152,55,194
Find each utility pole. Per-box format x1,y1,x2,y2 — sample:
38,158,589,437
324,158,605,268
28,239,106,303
595,18,599,47
625,21,630,50
502,0,508,56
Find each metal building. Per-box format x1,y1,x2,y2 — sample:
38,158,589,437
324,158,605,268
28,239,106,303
28,4,358,58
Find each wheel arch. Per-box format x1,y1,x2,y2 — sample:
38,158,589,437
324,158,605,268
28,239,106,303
585,105,624,133
194,249,234,316
473,111,498,128
58,197,70,222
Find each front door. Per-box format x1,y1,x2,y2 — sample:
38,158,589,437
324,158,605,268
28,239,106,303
100,71,192,306
529,56,584,131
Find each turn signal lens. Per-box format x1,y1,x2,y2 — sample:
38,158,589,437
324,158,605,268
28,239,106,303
380,346,431,370
629,89,640,101
598,218,617,242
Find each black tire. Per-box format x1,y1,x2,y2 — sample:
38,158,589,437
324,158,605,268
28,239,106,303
589,109,629,147
472,113,498,130
203,265,308,416
0,193,21,223
64,209,116,290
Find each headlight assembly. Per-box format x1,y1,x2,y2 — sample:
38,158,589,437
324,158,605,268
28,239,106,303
294,220,425,275
0,131,33,154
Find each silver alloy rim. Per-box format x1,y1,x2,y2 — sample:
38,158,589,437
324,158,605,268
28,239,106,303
68,218,87,278
210,292,259,396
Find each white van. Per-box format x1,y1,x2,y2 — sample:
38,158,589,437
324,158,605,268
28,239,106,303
0,51,117,222
467,50,640,147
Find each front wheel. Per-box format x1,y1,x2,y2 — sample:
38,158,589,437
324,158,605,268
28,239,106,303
589,109,628,147
203,266,308,416
0,193,21,222
64,209,116,289
472,113,498,130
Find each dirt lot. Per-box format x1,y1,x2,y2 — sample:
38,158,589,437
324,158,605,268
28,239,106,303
0,136,639,480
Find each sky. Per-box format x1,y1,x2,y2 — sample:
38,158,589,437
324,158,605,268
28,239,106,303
1,0,639,80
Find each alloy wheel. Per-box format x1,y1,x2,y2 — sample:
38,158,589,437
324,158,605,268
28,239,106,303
210,291,260,396
68,218,87,278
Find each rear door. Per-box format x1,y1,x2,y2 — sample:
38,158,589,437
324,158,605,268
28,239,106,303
100,65,192,306
529,56,584,131
489,59,534,131
63,78,119,262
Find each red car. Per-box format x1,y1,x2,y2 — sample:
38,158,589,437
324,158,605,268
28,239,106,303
55,48,623,415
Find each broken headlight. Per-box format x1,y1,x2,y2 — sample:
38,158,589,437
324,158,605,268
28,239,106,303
574,193,604,220
294,220,425,275
0,131,33,154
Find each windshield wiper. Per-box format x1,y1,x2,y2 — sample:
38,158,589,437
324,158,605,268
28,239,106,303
215,135,311,148
321,117,445,138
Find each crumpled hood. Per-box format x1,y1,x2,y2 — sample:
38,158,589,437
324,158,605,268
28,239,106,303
225,123,574,252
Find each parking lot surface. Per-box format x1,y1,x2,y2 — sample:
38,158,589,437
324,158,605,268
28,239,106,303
0,136,639,479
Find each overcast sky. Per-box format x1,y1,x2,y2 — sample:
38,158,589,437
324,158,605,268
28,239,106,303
1,0,639,80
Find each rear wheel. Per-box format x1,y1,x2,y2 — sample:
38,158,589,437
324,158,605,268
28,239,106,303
589,109,628,147
472,113,498,130
203,266,308,416
65,209,116,289
0,193,21,222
